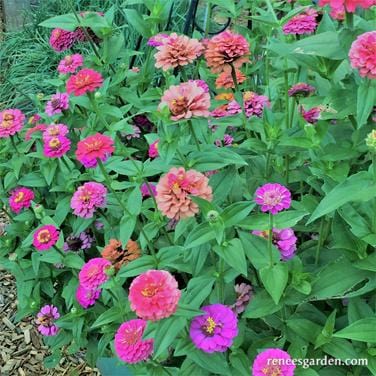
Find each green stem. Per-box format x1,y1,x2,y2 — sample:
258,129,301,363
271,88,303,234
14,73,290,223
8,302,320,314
53,245,66,258
60,156,72,172
284,66,289,129
315,219,325,266
10,136,20,154
265,151,272,178
345,12,354,30
372,153,376,181
176,149,188,166
268,212,274,266
187,120,201,151
203,2,212,37
218,258,225,302
285,156,290,186
89,95,111,131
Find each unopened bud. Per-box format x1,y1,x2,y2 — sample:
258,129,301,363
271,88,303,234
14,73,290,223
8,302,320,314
207,210,219,223
366,130,376,151
94,91,102,99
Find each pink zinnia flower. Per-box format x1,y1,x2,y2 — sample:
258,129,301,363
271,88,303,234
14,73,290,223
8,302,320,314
76,284,101,308
45,93,70,117
255,183,291,215
79,258,111,289
66,68,103,96
75,133,114,168
71,182,107,218
231,283,252,315
282,8,318,35
140,182,157,198
25,124,48,141
156,167,213,220
154,33,204,71
189,79,210,93
147,33,169,47
57,54,84,74
129,270,181,321
33,225,60,251
252,348,295,376
0,109,25,138
300,105,321,124
148,140,159,158
252,228,297,260
28,114,41,125
288,83,315,97
215,134,234,147
49,28,77,52
215,69,246,89
114,319,154,364
318,0,375,13
243,91,270,118
205,30,250,73
9,187,35,214
42,124,69,141
43,135,71,158
36,305,60,336
190,304,238,353
160,81,211,121
349,31,376,79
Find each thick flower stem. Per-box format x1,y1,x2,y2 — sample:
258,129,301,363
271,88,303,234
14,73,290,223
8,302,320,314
315,218,325,266
268,212,274,266
187,120,201,151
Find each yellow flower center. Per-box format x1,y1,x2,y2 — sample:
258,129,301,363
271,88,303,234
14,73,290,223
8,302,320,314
203,316,217,334
49,137,61,149
141,284,158,297
262,365,282,376
37,230,51,244
1,113,14,129
14,191,25,203
85,140,102,152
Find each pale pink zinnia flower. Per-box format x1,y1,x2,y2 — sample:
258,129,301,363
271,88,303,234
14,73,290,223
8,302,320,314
0,109,25,138
252,348,295,376
154,33,204,71
205,30,250,73
36,305,60,336
282,8,318,35
114,319,154,364
43,135,71,158
156,167,213,220
255,183,291,215
45,93,70,117
349,31,376,79
243,91,270,118
231,283,252,314
79,258,111,290
66,68,103,96
9,187,35,214
57,54,84,74
33,225,60,251
76,284,101,308
215,69,246,89
49,28,77,52
160,81,211,121
129,269,181,321
71,182,107,218
189,79,209,93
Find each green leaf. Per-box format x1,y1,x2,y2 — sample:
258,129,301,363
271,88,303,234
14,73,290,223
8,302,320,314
182,276,215,308
91,307,124,329
39,14,78,30
184,222,216,249
260,263,289,304
213,239,247,276
188,349,230,375
243,290,282,318
120,214,136,246
357,79,375,128
18,172,47,187
211,0,236,16
221,202,255,228
124,9,151,37
333,318,376,343
64,253,84,269
117,256,156,278
31,252,40,275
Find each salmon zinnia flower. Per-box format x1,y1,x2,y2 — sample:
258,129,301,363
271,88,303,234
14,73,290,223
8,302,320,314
101,239,141,270
349,31,376,79
154,33,204,71
156,167,213,220
215,69,246,89
0,109,25,138
160,81,211,121
76,133,114,168
66,68,103,96
205,30,250,73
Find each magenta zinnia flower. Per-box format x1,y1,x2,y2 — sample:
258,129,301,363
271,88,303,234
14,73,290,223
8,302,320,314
288,83,315,97
36,305,60,336
43,135,71,158
243,91,270,118
252,348,295,376
45,93,70,116
282,8,318,35
71,182,107,218
190,304,238,353
114,319,154,364
255,183,291,215
57,54,84,74
0,109,25,138
33,225,60,251
76,284,101,308
148,140,159,158
9,187,34,214
349,31,376,79
79,258,111,290
147,33,169,47
140,182,157,198
300,105,321,124
49,28,77,52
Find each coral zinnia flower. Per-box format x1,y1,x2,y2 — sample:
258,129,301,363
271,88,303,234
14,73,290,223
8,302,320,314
114,319,154,364
215,69,246,89
49,28,77,52
255,183,291,215
349,31,376,79
318,0,375,13
57,54,84,74
101,239,141,270
75,133,114,168
36,305,60,336
190,304,238,353
252,348,295,376
156,167,213,220
0,109,25,138
154,33,204,71
282,8,318,35
129,269,181,321
9,187,35,214
79,258,111,290
66,68,103,96
43,135,71,158
160,81,211,121
205,30,250,73
76,284,101,308
33,225,60,251
71,182,107,218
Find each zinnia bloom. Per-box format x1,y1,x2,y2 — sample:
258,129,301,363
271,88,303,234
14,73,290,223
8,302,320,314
282,8,318,35
252,228,297,260
160,81,211,121
114,320,154,364
33,225,60,251
36,305,60,336
252,348,295,376
49,28,77,52
25,124,48,141
66,68,103,96
57,54,84,74
205,30,250,73
71,182,107,218
43,135,71,158
288,83,315,97
300,106,321,124
255,183,291,215
231,283,252,314
9,187,35,214
215,69,246,89
215,134,234,147
0,109,25,138
243,91,270,118
79,258,111,289
128,270,181,321
101,239,141,270
75,133,114,168
64,231,94,252
140,182,157,198
318,0,375,13
154,33,204,71
349,31,376,79
156,167,213,220
45,93,70,117
190,304,238,353
148,140,159,158
42,124,69,141
189,79,210,93
76,284,101,308
147,33,169,47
